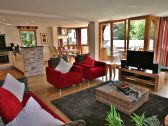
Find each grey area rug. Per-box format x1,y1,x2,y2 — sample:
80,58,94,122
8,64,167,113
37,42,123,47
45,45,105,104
52,81,168,126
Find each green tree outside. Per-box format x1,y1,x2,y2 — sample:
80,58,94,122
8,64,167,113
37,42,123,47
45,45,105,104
21,31,36,47
113,20,146,40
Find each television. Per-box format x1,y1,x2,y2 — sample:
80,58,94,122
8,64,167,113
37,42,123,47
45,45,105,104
0,35,7,51
127,50,154,70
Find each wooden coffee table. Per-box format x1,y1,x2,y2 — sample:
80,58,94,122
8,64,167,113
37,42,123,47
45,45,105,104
96,82,149,115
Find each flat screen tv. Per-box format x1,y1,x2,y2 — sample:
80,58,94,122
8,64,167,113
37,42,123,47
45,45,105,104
127,50,154,70
0,35,7,51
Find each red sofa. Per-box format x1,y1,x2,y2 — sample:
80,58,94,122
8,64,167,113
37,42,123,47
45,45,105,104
22,91,65,122
0,77,65,124
46,64,83,89
74,55,107,80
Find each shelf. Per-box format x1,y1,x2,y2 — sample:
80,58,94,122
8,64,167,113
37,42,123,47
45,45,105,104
122,75,155,86
119,67,165,91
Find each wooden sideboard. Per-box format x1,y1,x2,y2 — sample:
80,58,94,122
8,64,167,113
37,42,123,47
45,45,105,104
119,67,165,91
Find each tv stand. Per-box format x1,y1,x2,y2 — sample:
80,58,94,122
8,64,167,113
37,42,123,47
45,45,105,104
119,67,165,91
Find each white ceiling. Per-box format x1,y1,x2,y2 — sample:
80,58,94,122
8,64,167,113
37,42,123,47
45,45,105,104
0,0,168,27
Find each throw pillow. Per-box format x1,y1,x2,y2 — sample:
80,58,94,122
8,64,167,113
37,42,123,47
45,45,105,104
49,56,68,69
82,55,95,67
49,57,60,69
55,58,73,74
2,73,25,102
76,54,89,63
0,77,29,94
0,87,23,123
6,97,65,126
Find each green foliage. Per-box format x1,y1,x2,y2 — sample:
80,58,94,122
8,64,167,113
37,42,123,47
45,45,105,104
105,105,163,126
131,113,145,126
129,20,145,40
112,20,146,40
143,116,163,126
105,105,124,126
20,31,35,47
130,113,163,126
113,23,124,40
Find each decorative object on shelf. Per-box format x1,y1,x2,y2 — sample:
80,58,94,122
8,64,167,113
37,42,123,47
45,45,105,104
40,33,48,44
17,26,38,30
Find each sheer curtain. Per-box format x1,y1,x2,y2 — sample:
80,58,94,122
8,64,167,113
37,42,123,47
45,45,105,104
156,17,168,67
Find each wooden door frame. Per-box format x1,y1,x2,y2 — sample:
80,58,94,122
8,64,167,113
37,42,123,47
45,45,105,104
111,19,127,61
99,21,111,61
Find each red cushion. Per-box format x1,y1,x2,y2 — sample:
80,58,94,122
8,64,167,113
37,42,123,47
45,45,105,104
82,55,95,67
0,87,23,123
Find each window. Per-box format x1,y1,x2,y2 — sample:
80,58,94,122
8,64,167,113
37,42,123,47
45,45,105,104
68,29,77,45
61,28,68,46
99,15,159,62
99,21,126,62
20,30,36,47
103,24,111,61
112,20,126,62
128,19,145,50
61,28,77,46
81,28,88,45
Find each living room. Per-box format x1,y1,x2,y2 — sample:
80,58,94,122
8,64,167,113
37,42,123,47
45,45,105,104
0,0,168,126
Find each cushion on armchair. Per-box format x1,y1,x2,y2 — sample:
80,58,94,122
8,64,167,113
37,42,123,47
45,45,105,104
49,56,68,69
82,55,95,67
55,58,73,74
76,54,89,63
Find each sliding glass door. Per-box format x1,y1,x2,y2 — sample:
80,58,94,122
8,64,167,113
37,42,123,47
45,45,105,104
99,15,159,62
112,20,126,62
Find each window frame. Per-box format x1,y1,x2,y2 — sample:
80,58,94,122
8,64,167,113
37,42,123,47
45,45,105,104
81,27,88,46
99,15,159,62
19,29,37,47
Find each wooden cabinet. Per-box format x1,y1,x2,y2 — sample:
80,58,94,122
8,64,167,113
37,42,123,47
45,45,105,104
119,67,165,91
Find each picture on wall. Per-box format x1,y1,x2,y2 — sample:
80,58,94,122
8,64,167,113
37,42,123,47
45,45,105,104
40,33,48,44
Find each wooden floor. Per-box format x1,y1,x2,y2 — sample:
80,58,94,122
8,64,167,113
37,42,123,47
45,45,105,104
0,68,168,123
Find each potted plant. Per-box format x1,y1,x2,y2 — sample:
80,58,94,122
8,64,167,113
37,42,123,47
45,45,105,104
105,105,124,126
105,105,163,126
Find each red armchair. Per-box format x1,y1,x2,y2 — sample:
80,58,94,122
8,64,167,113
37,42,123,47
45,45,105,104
74,56,107,80
46,64,83,91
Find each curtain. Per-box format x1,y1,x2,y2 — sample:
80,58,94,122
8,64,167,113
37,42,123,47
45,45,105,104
157,17,168,67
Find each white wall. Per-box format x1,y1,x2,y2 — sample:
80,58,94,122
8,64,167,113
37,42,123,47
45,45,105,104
36,26,53,61
0,25,20,46
0,25,55,61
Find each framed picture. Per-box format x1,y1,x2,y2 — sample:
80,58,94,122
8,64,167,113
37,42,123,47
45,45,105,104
40,33,48,44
